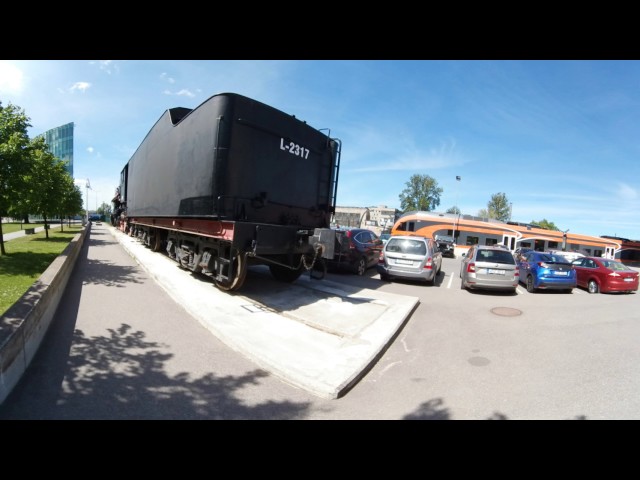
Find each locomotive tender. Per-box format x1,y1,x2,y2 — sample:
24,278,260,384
114,92,341,291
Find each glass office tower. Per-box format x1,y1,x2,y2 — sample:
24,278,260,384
43,122,74,176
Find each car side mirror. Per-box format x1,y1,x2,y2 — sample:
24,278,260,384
461,253,466,257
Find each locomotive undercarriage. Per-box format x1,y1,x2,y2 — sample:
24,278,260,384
126,221,326,291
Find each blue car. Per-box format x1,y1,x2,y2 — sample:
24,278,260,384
518,251,577,293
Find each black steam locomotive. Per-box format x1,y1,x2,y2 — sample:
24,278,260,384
113,92,341,291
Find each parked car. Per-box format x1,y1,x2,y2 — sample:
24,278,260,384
460,245,520,293
434,234,456,258
326,228,383,275
513,247,534,261
377,235,442,284
571,257,639,294
517,251,576,293
380,233,391,245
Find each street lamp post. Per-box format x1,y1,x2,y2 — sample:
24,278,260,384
85,179,92,225
453,176,461,240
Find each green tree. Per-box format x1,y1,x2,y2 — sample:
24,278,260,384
25,136,69,240
531,219,559,230
446,206,460,214
0,101,33,255
97,201,113,217
478,192,511,221
399,174,443,212
59,176,84,230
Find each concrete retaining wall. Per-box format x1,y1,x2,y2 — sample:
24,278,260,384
0,225,89,404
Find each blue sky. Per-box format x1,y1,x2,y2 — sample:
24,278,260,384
1,60,639,240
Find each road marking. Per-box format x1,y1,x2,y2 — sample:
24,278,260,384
447,272,454,289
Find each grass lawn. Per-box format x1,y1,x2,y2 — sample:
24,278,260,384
0,225,83,316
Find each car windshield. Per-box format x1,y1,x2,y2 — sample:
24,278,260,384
386,238,426,255
437,236,454,242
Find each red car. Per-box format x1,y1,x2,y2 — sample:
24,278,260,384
571,257,639,294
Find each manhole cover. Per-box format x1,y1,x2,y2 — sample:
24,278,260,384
491,307,522,317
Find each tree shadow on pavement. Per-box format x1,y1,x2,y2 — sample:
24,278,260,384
0,323,312,420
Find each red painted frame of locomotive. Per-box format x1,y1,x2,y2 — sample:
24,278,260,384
126,217,236,241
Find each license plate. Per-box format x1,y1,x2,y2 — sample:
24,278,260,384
624,278,635,282
487,269,505,275
396,259,412,265
554,271,568,276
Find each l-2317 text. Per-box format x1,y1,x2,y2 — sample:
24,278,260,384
280,138,309,159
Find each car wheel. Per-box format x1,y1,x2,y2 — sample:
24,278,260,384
588,279,599,294
460,279,466,290
526,275,536,293
355,257,367,276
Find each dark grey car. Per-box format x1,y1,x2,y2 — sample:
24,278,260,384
326,228,383,275
377,235,442,284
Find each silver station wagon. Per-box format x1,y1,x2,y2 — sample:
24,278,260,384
377,235,442,284
460,245,520,293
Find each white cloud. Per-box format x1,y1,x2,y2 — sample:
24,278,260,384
89,60,118,74
163,88,196,98
160,72,176,84
0,61,24,94
87,146,94,154
176,89,195,97
617,182,637,201
70,82,91,93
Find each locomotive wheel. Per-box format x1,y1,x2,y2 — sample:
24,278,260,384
152,229,163,252
215,250,248,292
269,264,304,283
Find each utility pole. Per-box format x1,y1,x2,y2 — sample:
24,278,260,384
85,179,91,224
453,176,461,240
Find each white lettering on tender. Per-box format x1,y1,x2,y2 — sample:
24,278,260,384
280,138,309,159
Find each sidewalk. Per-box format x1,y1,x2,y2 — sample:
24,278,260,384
2,223,64,241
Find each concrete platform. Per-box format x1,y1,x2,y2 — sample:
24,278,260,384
112,227,419,399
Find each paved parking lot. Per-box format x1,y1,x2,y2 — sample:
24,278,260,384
320,256,640,419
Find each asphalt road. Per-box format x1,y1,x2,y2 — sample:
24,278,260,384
1,223,639,419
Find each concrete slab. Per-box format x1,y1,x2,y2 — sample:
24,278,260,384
111,227,419,399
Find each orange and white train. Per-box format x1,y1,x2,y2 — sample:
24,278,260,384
390,211,640,266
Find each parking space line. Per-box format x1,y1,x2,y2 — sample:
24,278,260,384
447,272,454,289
